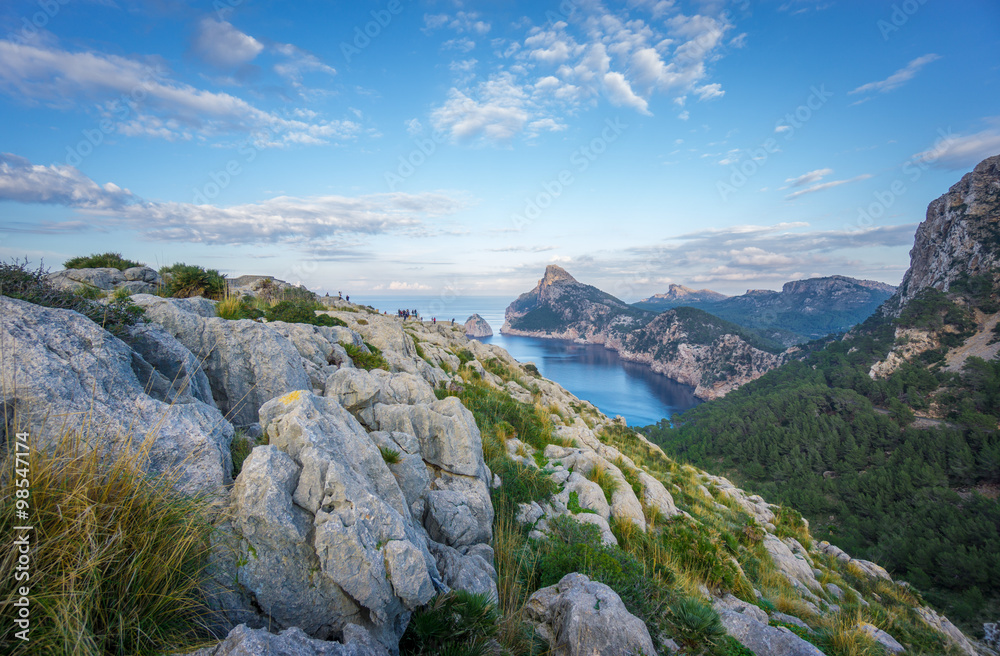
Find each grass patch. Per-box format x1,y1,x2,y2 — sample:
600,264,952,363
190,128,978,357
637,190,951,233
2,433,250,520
379,445,401,464
0,431,215,654
585,462,620,505
231,429,267,478
567,490,598,515
64,252,144,271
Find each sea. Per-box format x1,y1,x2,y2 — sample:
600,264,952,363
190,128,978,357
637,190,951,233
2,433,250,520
353,295,701,427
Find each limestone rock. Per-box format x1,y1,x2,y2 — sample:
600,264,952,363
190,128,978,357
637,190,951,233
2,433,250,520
526,573,657,656
133,294,311,426
463,314,493,338
0,296,232,498
714,594,768,624
717,608,825,656
45,266,124,291
232,392,440,648
183,623,388,656
856,623,905,654
763,534,822,593
426,540,498,601
127,322,215,406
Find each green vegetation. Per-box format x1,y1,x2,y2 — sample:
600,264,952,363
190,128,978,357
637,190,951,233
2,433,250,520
231,429,268,478
0,259,144,338
342,341,389,371
400,590,500,656
567,490,597,515
648,293,1000,632
0,431,214,654
265,299,346,327
379,445,402,465
161,263,227,300
63,252,144,271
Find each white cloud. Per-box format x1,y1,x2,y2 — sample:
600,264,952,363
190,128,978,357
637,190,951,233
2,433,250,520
427,2,734,144
431,73,533,143
425,11,490,35
912,124,1000,170
603,71,650,114
0,153,465,246
849,54,941,96
374,281,432,291
694,82,724,101
443,38,476,53
784,173,873,200
191,18,263,68
782,167,833,188
0,153,133,209
0,40,352,146
405,118,423,136
272,43,337,88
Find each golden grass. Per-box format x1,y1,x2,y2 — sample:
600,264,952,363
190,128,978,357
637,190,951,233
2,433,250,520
0,429,216,655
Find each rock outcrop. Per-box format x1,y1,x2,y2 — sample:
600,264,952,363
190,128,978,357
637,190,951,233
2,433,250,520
182,623,387,656
0,296,232,497
502,265,784,399
896,154,1000,308
463,313,492,338
45,265,163,295
526,573,657,656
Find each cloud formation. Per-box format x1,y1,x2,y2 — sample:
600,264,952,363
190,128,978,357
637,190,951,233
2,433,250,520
0,39,350,145
849,54,940,96
429,2,735,144
0,153,464,246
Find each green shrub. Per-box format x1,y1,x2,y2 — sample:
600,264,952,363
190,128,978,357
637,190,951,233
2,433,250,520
455,348,475,366
161,263,226,300
670,597,727,647
264,299,347,327
399,590,499,656
64,252,144,271
0,259,144,338
343,342,389,371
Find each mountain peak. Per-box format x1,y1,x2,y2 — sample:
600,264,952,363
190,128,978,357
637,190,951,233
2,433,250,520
542,265,577,285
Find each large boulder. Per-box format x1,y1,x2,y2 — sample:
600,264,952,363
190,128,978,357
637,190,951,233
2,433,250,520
856,623,905,654
325,368,435,429
230,391,440,649
763,534,823,593
133,295,311,426
267,321,361,390
717,608,825,656
45,266,125,291
183,623,388,656
0,296,232,497
464,314,493,338
526,573,657,656
127,322,216,406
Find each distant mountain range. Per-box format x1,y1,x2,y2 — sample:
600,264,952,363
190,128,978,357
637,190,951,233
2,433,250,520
634,276,897,346
502,265,787,400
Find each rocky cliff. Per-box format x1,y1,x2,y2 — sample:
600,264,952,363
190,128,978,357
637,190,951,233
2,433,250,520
637,276,896,346
640,284,730,306
895,154,1000,308
502,265,785,399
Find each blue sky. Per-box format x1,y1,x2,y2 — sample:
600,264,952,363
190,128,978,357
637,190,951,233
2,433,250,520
0,0,998,300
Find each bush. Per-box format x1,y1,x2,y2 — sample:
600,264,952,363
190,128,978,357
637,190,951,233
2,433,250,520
265,299,347,327
64,252,144,271
0,431,214,654
669,597,727,647
343,342,389,371
399,590,499,656
161,263,226,300
0,259,144,338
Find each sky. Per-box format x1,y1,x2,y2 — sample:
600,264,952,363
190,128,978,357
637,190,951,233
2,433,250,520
0,0,998,301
